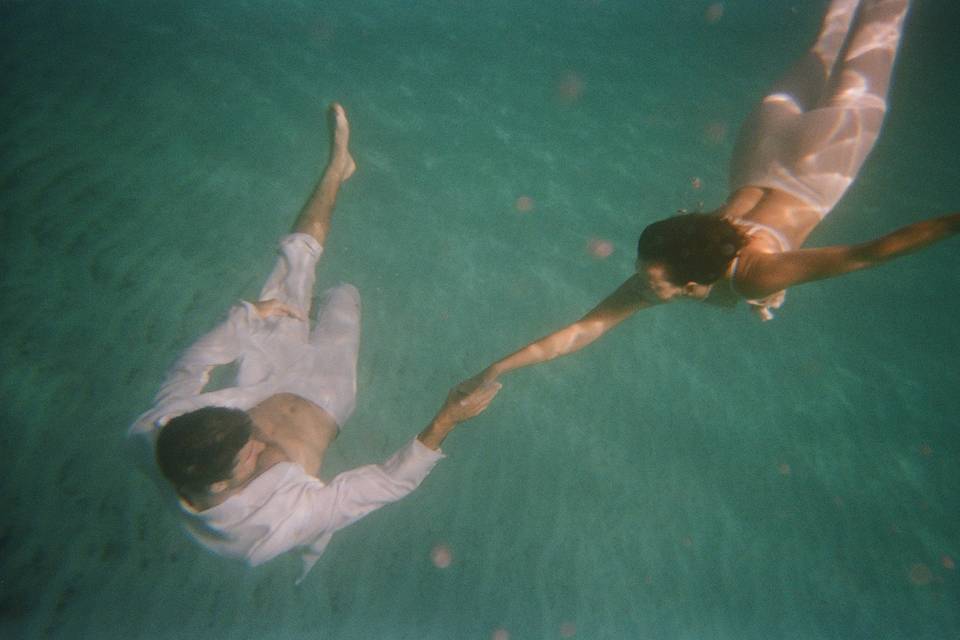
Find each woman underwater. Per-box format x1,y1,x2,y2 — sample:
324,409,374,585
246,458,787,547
465,0,959,388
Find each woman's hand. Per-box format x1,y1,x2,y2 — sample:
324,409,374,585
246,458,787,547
438,380,503,426
456,367,501,397
417,380,503,450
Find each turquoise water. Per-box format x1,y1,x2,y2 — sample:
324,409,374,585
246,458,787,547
2,1,958,638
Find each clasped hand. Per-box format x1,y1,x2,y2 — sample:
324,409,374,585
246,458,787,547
249,299,306,321
436,379,503,425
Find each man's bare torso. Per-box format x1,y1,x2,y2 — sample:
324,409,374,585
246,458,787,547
248,393,339,479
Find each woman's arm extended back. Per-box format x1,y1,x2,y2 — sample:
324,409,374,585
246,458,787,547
735,211,960,299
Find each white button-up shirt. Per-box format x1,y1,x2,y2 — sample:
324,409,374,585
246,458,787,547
128,300,444,581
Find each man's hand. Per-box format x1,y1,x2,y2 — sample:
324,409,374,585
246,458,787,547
417,381,503,450
439,380,502,425
455,366,501,397
249,299,306,321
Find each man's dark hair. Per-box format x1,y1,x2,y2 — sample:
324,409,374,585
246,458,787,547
155,407,253,495
637,213,747,285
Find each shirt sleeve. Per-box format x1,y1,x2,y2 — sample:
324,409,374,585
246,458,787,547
246,437,446,566
153,302,257,406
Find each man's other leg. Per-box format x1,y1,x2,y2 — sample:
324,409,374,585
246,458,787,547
305,284,362,428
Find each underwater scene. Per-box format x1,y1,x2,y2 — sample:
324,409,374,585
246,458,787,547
1,1,958,638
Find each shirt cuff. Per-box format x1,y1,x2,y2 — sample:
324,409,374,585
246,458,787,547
409,436,448,461
282,232,324,257
379,437,446,487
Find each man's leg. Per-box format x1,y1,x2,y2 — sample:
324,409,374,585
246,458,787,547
267,105,362,428
291,102,356,245
257,104,357,319
304,284,362,428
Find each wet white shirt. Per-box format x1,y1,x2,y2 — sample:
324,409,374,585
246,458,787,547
128,297,444,581
178,437,443,582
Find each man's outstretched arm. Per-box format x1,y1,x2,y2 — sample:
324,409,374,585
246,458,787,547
243,382,503,568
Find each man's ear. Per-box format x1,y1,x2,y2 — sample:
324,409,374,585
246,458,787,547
207,480,230,495
683,281,711,299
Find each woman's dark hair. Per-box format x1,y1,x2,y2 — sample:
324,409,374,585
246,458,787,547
155,407,253,495
637,213,747,285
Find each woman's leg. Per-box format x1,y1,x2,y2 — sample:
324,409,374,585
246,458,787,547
789,0,910,211
824,0,909,118
730,0,861,194
730,0,909,221
769,0,862,111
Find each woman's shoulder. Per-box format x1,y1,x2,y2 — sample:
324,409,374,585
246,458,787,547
725,188,823,250
729,246,786,300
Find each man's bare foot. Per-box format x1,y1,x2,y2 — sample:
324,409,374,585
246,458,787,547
328,103,356,182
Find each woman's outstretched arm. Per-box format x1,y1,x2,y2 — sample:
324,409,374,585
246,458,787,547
464,274,655,388
735,211,960,299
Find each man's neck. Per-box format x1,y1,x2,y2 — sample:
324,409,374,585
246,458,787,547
183,445,288,511
185,490,230,512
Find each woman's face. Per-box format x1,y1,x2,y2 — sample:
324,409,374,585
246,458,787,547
636,259,713,302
